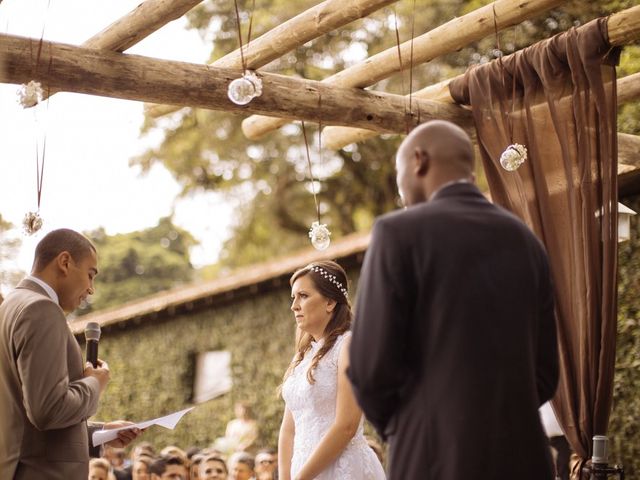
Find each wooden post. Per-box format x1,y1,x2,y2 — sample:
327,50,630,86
0,34,471,135
241,0,570,139
145,0,400,118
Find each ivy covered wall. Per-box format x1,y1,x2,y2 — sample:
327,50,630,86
89,265,362,451
609,194,640,475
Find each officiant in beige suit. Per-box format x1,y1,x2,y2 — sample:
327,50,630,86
0,228,139,480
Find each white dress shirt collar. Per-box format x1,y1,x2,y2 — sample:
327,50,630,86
25,275,59,305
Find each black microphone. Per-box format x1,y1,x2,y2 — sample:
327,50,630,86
84,322,101,368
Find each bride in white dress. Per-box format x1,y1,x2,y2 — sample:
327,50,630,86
279,260,386,480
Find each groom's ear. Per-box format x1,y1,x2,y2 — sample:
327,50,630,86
414,148,430,177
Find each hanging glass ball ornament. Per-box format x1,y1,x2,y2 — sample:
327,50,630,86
17,80,44,108
227,71,263,106
499,143,527,171
22,211,43,236
309,221,331,251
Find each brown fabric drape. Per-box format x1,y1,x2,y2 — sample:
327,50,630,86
449,18,619,473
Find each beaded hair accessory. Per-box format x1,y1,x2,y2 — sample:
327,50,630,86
309,265,349,300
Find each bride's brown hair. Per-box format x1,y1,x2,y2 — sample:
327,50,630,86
282,260,352,385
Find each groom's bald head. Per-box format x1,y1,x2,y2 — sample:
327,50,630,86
395,120,474,206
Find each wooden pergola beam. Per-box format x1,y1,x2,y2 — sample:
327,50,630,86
322,5,640,149
619,134,640,168
322,71,640,149
145,0,400,118
0,34,471,134
617,71,640,105
28,0,206,106
82,0,205,51
241,0,570,140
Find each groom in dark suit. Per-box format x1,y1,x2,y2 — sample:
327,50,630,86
348,120,559,479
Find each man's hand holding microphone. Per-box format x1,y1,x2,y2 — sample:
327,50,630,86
82,322,142,448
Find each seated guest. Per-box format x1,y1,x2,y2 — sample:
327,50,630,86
149,455,188,480
254,448,276,480
216,403,259,454
89,458,112,480
121,442,156,480
161,446,189,464
228,452,255,480
200,454,228,480
132,455,153,480
189,453,204,480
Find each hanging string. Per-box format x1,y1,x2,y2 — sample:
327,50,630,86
20,0,52,235
408,0,416,119
392,8,409,132
301,120,321,224
493,4,516,143
317,93,322,176
493,5,527,173
233,0,256,74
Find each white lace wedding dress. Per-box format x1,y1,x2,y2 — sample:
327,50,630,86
282,332,386,479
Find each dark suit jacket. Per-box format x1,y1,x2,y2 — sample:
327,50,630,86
0,279,101,479
348,183,559,480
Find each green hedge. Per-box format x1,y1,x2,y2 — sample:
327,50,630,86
92,270,363,452
609,194,640,475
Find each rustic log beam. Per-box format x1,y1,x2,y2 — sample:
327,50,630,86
83,0,205,51
144,0,400,118
0,34,471,134
241,0,570,140
322,5,640,150
617,71,640,105
619,134,640,168
27,0,206,107
323,71,640,149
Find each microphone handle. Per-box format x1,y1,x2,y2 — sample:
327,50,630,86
87,340,99,368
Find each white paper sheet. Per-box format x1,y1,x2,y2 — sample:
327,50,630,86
92,407,195,447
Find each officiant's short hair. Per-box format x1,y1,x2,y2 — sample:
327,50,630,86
32,228,96,272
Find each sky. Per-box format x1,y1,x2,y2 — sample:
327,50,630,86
0,0,235,287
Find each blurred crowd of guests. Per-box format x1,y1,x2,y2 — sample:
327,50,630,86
89,443,277,480
88,401,385,480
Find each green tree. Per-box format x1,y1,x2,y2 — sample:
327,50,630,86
134,1,638,268
0,214,23,294
134,0,471,267
76,217,197,315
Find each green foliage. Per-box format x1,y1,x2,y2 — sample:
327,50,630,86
134,0,475,269
77,218,196,315
90,284,305,450
0,214,23,291
618,46,640,136
609,195,640,475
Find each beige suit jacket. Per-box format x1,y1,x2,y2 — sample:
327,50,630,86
0,278,101,479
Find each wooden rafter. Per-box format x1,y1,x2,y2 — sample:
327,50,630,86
241,0,570,140
322,72,640,153
83,0,204,51
322,5,640,149
145,0,400,117
619,134,640,168
30,0,205,106
0,33,471,134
